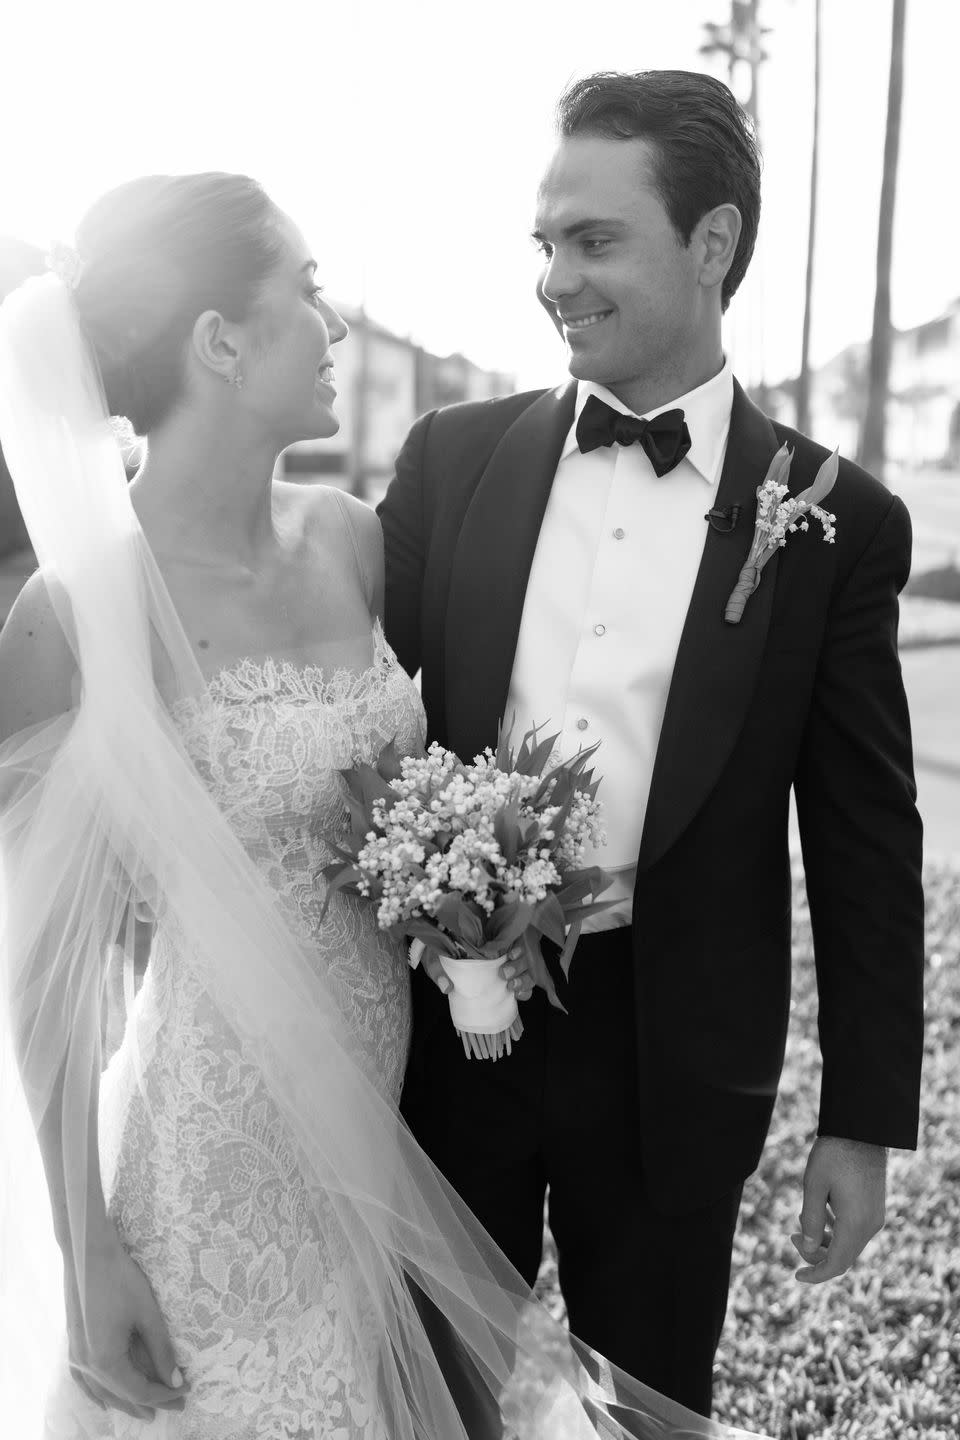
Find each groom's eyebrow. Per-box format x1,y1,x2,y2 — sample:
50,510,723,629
531,219,626,241
299,260,318,275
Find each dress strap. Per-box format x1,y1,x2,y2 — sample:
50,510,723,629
330,486,371,606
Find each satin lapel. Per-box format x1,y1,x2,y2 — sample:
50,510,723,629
638,382,783,870
444,382,577,760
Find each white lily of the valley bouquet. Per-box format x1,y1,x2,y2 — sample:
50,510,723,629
321,723,614,1059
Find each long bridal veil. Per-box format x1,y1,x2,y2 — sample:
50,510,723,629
0,271,769,1439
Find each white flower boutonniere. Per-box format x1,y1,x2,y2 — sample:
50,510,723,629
724,444,839,624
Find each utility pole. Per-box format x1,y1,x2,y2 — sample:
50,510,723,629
860,0,907,481
796,0,822,436
700,1,772,407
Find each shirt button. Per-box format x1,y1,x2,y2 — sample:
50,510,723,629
576,718,589,732
613,527,625,540
594,624,606,636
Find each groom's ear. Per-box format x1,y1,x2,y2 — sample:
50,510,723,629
696,203,742,299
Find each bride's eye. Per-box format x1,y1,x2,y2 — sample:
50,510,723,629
307,285,325,310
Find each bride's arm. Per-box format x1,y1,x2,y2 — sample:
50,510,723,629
0,573,187,1416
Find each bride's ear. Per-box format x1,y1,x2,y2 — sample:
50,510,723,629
191,310,242,384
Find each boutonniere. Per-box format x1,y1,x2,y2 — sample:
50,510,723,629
724,444,839,624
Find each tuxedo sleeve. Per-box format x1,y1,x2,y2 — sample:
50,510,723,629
377,410,436,679
794,492,924,1150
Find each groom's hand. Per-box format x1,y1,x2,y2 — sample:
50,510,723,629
419,945,535,1002
791,1135,887,1285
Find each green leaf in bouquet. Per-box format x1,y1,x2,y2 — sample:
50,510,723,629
562,739,602,774
522,931,568,1015
562,864,613,900
375,736,404,783
493,788,523,863
495,711,519,774
395,918,461,958
324,838,364,866
485,897,536,951
515,727,562,778
557,915,583,982
544,787,577,847
553,872,596,909
318,861,365,921
516,815,543,848
434,887,466,933
344,761,397,814
559,897,622,924
531,891,568,947
455,897,486,948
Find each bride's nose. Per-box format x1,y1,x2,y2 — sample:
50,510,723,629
323,301,349,345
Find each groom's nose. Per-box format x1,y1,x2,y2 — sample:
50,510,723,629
540,248,583,306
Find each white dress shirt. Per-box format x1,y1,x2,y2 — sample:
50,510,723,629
505,358,734,930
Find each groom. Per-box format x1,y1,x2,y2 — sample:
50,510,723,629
379,70,924,1417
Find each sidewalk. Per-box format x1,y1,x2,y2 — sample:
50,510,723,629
900,645,960,859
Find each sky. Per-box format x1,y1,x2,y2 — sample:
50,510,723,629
1,0,955,393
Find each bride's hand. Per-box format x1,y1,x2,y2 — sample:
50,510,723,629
64,1225,188,1419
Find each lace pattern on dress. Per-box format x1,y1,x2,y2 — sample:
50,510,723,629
47,624,426,1439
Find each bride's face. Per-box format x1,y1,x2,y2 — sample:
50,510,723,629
238,212,349,447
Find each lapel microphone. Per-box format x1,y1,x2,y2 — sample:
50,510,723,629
704,504,741,534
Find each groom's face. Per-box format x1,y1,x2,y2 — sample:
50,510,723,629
534,136,702,391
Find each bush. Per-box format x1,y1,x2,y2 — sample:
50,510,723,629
534,860,960,1439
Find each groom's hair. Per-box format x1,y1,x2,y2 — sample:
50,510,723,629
556,71,761,311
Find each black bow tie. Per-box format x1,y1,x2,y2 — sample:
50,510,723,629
576,394,692,477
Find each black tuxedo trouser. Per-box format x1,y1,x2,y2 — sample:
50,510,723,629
402,925,743,1422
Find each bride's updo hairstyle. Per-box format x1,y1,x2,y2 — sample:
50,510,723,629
0,174,284,435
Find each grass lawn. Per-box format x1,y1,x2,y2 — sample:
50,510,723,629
535,860,960,1439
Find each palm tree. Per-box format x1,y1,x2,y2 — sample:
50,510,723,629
859,0,907,480
795,0,822,436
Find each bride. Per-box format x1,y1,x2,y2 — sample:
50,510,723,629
0,173,768,1440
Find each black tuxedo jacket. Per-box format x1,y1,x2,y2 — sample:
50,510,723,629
378,378,924,1212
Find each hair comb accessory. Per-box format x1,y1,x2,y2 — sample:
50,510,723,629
44,240,84,293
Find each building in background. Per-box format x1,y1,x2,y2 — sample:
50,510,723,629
767,296,960,471
281,305,513,507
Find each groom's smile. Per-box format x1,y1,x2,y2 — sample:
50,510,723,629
562,309,615,330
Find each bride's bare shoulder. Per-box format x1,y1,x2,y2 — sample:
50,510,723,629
0,571,78,743
277,480,383,618
278,480,382,560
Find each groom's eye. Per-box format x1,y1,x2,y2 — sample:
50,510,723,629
582,238,612,254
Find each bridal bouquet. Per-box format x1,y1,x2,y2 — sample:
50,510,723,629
322,724,613,1059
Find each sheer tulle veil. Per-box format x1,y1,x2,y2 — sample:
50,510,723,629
0,271,769,1439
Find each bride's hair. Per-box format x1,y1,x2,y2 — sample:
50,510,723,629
0,174,284,434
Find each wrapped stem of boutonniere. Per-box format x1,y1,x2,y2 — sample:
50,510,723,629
321,723,614,1060
724,444,839,624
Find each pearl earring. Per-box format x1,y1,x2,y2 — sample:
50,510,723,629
230,369,244,390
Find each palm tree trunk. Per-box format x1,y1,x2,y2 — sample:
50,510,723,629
859,0,907,480
795,0,821,435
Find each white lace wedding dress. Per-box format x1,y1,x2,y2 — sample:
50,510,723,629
45,619,426,1440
